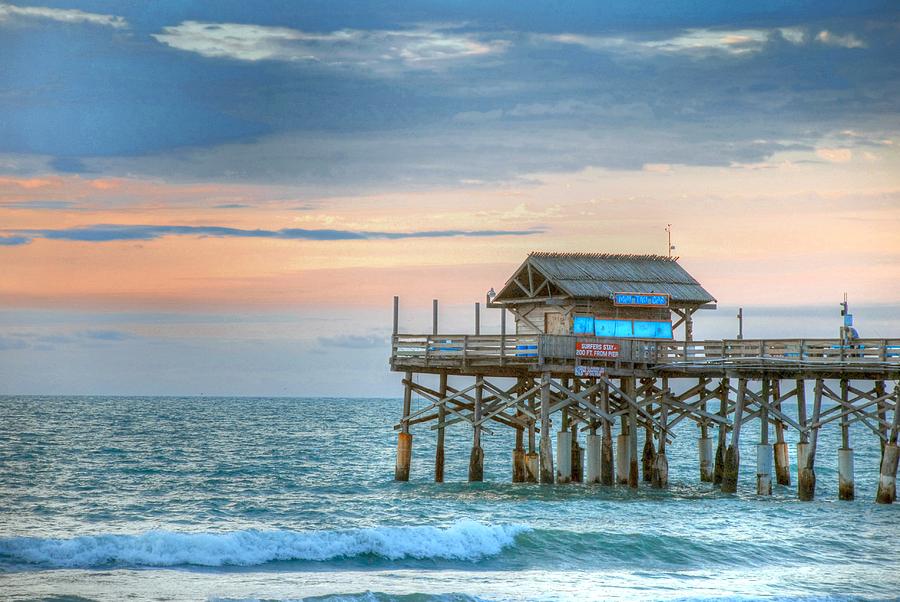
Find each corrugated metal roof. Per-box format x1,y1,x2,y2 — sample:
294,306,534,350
497,252,715,304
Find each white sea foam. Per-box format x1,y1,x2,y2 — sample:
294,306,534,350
0,520,528,568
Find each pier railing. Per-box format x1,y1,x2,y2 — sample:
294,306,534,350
391,334,900,372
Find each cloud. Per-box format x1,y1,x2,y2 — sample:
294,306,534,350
49,156,93,174
815,147,853,162
317,334,387,349
0,235,31,245
2,224,545,245
213,203,251,209
0,2,126,28
151,21,505,69
0,329,137,350
538,27,778,57
3,200,75,209
0,336,28,350
79,329,135,341
815,30,865,49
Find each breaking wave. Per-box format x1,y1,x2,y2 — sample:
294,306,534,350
0,520,528,568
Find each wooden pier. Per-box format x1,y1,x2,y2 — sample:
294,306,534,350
390,252,900,503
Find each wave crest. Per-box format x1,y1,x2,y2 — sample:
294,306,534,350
0,520,528,568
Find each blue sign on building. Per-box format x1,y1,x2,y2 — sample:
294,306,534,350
613,292,670,307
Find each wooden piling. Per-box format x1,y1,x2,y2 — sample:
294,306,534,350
571,380,583,482
642,425,655,483
513,429,526,483
435,372,447,483
699,384,713,482
652,387,669,489
757,379,773,496
795,379,808,492
539,372,555,483
468,377,484,482
526,381,539,482
571,422,584,482
628,379,639,488
714,378,729,485
772,379,791,486
586,383,602,484
395,370,413,482
722,379,746,493
876,380,887,460
600,379,615,486
798,379,822,501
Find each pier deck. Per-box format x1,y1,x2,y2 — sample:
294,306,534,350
391,334,900,378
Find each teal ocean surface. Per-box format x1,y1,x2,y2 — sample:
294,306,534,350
1,395,898,601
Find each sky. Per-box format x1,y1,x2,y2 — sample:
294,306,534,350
1,1,899,396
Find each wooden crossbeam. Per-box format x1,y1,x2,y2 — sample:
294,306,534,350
601,376,665,431
547,379,616,425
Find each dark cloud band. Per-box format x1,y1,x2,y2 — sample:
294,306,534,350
0,224,544,246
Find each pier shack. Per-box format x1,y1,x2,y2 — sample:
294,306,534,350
390,251,900,503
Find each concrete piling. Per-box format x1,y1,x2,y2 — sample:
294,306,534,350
876,387,900,503
556,429,573,484
616,416,630,485
838,448,854,501
525,453,539,482
586,433,602,483
838,379,853,500
699,437,714,482
756,444,773,495
876,443,898,504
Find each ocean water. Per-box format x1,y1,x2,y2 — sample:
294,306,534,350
0,394,898,601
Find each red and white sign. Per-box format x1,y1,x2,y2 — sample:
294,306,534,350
575,341,620,359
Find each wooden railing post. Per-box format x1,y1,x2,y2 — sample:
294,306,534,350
500,309,507,365
463,335,469,366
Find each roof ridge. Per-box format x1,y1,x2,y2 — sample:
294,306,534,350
528,251,679,262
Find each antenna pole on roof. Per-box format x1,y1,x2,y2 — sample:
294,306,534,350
665,224,676,258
